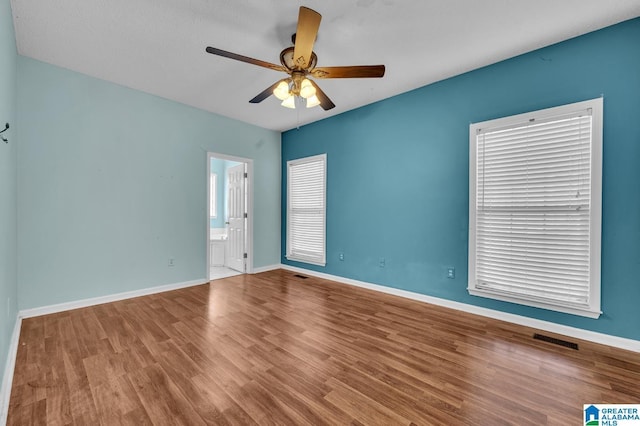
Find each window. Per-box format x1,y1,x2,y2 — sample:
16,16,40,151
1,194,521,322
287,154,326,266
468,98,602,318
210,172,217,218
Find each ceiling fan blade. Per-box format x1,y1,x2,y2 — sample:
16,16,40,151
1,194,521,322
206,46,286,73
309,80,335,111
311,65,386,79
292,7,321,69
249,80,284,104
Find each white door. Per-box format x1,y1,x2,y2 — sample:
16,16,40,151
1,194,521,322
226,163,246,272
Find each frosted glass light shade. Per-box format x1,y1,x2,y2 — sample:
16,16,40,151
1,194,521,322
273,81,291,100
299,79,316,99
306,95,320,108
281,96,296,109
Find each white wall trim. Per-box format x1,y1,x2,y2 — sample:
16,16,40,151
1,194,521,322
1,316,22,425
251,264,282,274
19,278,207,319
279,265,640,353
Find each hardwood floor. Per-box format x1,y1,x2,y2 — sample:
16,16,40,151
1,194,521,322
7,269,640,425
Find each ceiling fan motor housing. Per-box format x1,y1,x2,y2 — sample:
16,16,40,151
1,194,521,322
280,47,317,72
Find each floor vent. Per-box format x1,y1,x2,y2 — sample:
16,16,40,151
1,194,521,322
294,274,308,279
533,333,579,350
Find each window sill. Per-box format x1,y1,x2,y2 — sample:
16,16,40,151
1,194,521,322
286,255,326,267
468,287,601,319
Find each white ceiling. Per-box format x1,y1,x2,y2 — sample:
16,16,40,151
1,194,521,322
10,0,640,132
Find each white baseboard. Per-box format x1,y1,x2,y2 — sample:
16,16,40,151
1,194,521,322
280,264,640,353
1,316,22,426
19,278,207,319
251,264,282,274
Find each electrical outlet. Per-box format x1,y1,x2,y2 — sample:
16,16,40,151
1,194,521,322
447,267,455,279
379,257,386,268
338,252,344,261
168,258,175,267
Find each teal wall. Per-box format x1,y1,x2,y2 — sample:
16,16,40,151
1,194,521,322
17,57,281,310
282,18,640,341
0,0,17,397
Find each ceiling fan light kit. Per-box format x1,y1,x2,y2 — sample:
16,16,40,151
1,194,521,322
273,77,319,109
206,6,385,111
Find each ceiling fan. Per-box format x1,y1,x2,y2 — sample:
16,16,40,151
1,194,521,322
205,6,385,111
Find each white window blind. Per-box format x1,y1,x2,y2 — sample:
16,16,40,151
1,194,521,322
469,98,602,318
287,154,326,266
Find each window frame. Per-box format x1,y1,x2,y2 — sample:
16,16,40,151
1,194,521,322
468,98,603,318
286,153,327,267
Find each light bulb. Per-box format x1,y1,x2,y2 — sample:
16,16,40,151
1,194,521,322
299,78,316,99
306,95,320,108
273,80,291,101
281,96,296,109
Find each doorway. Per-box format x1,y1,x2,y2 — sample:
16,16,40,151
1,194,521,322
207,152,253,280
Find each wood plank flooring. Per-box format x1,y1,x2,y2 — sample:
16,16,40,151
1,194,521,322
7,269,640,425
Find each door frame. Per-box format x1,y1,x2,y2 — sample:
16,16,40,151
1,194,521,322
206,152,254,275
